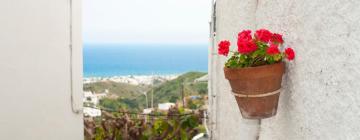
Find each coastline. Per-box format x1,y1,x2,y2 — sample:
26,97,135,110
83,74,180,86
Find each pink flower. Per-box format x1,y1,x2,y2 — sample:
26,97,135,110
266,44,280,55
255,29,273,43
218,40,230,56
237,40,258,54
285,47,295,60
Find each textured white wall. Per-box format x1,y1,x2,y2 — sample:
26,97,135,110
0,0,83,140
210,0,260,140
210,0,360,139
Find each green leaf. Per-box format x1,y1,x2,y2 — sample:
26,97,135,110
181,115,198,128
240,55,246,63
180,129,188,140
154,119,169,134
273,54,282,61
95,127,105,140
266,56,275,64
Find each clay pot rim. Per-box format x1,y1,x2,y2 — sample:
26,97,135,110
223,62,285,80
223,62,284,71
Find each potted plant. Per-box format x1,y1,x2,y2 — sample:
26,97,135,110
218,29,295,119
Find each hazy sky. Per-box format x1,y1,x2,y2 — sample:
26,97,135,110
83,0,211,45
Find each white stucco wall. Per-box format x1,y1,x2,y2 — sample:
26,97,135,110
210,0,360,139
0,0,83,140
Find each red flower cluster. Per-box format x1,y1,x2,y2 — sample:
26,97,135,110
218,40,230,56
237,30,257,54
255,29,273,43
266,44,280,55
285,48,295,60
238,30,252,42
271,33,284,44
237,41,258,54
217,29,295,64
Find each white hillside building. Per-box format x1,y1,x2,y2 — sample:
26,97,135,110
83,107,102,117
158,103,176,111
83,91,107,106
143,108,154,114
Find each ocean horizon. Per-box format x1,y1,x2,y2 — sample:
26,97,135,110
83,44,208,77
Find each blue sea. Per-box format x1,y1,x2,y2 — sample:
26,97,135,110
83,44,208,77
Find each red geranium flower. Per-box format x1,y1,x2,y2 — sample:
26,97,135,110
218,40,230,56
271,33,284,44
255,29,273,43
238,30,252,42
237,40,258,54
285,47,295,60
266,44,280,55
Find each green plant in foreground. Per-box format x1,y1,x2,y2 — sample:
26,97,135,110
84,107,205,140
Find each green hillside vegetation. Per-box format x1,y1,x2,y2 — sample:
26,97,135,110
84,81,149,99
84,81,150,111
137,72,207,109
84,72,208,111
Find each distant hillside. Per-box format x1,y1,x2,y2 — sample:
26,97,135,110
84,72,208,111
83,81,149,99
137,72,207,108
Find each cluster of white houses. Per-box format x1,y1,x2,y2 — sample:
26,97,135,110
82,90,176,117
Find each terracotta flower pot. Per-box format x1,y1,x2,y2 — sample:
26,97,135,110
224,62,285,119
